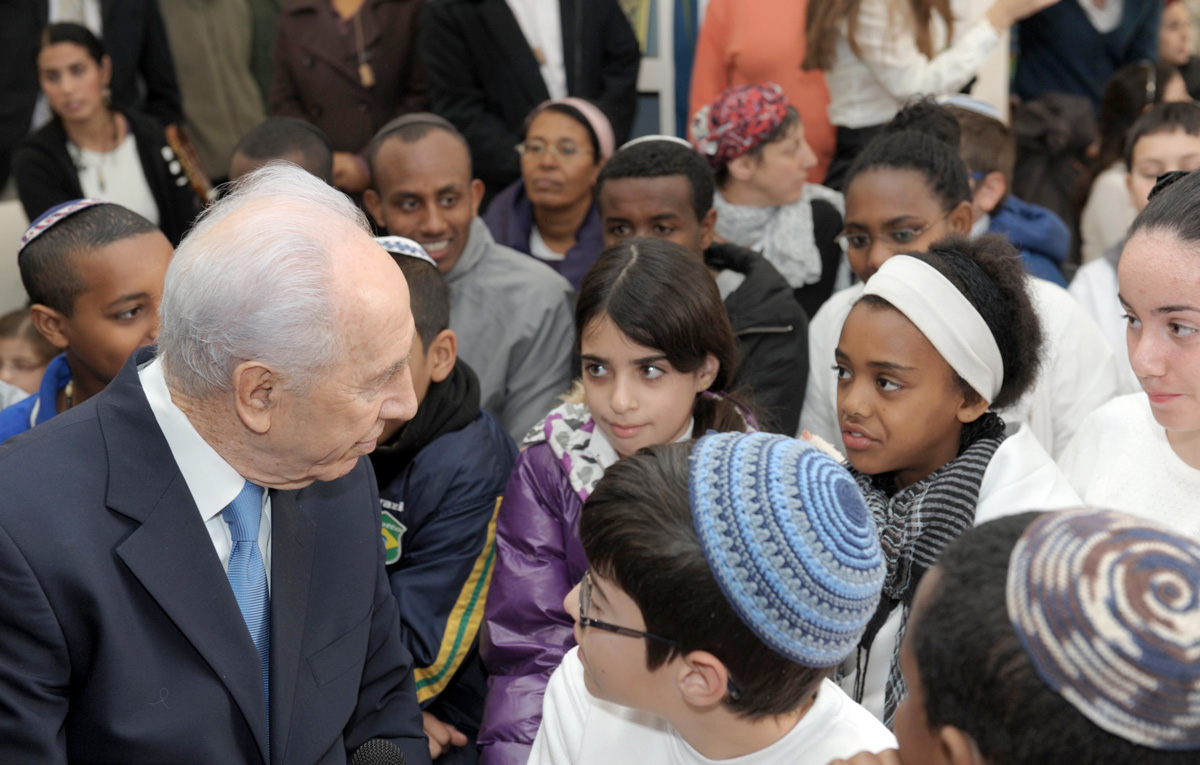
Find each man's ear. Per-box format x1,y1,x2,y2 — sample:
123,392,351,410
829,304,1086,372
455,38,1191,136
972,171,1007,215
675,650,732,708
939,724,987,765
28,304,70,350
699,207,717,251
946,200,976,234
469,178,486,218
363,187,385,231
429,329,457,384
232,361,277,435
695,352,720,393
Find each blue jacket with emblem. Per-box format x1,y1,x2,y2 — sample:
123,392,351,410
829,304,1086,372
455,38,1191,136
368,361,517,760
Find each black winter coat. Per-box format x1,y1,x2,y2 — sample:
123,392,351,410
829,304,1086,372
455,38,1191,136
706,242,809,436
419,0,640,200
13,111,200,246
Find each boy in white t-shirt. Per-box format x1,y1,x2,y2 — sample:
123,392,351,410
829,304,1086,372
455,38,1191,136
529,431,898,765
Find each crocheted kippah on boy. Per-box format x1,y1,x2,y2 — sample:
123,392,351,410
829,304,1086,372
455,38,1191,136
688,431,885,667
1008,508,1200,751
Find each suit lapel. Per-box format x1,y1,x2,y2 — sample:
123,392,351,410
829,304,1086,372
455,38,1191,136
479,0,549,105
102,351,270,764
266,489,317,765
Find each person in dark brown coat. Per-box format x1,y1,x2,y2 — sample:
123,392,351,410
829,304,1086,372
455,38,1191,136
270,0,426,194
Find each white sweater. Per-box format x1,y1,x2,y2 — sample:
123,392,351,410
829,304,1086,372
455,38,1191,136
799,277,1121,459
825,0,1000,128
1059,394,1200,539
530,649,896,765
1068,257,1141,393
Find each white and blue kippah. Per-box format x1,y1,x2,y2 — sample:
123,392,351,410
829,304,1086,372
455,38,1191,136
1008,509,1200,751
18,198,111,254
689,431,885,667
374,236,436,268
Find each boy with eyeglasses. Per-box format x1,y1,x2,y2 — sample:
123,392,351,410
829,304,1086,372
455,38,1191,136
529,431,897,765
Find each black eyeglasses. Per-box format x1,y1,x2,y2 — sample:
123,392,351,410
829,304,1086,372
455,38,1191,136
578,571,743,701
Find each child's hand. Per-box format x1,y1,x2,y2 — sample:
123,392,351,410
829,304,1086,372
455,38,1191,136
800,430,846,461
423,711,468,759
827,749,901,765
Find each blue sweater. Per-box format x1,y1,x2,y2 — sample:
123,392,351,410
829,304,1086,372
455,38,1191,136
1014,2,1161,107
988,195,1069,287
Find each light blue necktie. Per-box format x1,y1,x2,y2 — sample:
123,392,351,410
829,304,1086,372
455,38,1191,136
222,480,270,730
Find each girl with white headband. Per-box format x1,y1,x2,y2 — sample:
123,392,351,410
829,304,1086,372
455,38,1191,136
1059,169,1200,539
831,234,1079,725
800,103,1120,460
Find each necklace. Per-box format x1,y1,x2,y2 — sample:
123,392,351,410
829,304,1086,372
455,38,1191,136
353,10,375,88
67,110,122,193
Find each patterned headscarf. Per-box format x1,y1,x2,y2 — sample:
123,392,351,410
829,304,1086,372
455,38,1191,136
1008,508,1200,751
690,83,790,171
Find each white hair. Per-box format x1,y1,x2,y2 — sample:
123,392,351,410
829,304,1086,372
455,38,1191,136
158,162,370,399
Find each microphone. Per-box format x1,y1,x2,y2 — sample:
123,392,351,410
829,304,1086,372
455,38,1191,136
350,738,407,765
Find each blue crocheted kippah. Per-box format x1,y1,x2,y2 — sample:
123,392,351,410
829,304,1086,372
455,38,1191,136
689,431,885,667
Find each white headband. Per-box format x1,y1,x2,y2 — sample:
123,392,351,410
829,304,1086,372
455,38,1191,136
861,255,1004,403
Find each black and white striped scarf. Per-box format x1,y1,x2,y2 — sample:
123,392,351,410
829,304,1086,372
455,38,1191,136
849,412,1007,727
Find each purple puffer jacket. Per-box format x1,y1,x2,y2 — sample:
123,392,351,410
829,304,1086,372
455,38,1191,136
477,402,605,765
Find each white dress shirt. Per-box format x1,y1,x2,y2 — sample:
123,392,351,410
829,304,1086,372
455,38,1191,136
506,0,568,99
139,357,272,589
825,0,1000,128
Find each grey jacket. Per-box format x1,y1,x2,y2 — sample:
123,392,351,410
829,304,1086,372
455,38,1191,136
447,219,575,441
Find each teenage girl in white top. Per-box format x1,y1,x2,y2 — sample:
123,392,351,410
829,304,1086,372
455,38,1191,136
1060,169,1200,540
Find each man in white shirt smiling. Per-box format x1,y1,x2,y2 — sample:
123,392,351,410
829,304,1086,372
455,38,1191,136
0,163,434,764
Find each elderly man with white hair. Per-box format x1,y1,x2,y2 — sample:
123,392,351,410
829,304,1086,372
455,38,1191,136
0,164,433,764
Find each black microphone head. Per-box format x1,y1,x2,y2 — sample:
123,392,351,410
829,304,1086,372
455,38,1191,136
350,738,406,765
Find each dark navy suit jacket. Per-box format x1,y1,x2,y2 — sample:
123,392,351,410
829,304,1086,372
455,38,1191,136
0,348,431,764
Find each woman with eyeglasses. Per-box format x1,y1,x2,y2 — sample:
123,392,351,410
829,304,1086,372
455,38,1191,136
483,99,613,289
1078,60,1190,265
799,106,1119,463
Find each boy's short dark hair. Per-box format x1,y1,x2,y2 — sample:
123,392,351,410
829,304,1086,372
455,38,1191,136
390,254,450,350
366,114,472,183
713,105,801,186
233,118,334,184
945,106,1016,195
1124,101,1200,168
580,441,827,719
595,140,714,221
18,204,158,316
913,513,1196,764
